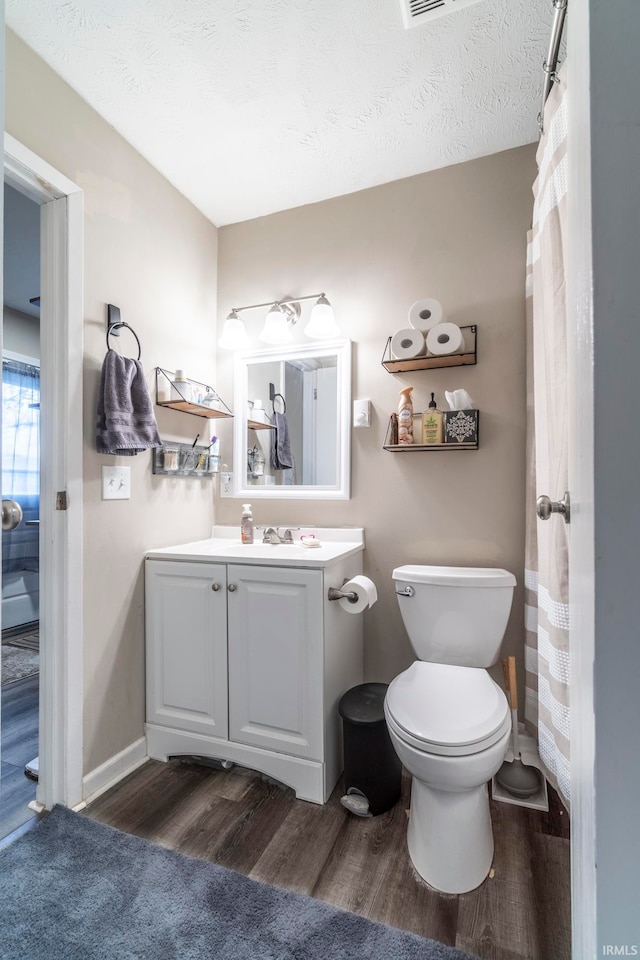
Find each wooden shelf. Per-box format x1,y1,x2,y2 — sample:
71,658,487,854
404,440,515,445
384,410,479,450
248,419,275,431
381,325,476,373
383,442,478,451
155,368,233,420
156,399,232,420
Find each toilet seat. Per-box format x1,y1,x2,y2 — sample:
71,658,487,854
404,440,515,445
385,662,510,757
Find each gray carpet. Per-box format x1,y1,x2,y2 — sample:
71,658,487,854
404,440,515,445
1,644,39,685
1,627,40,685
0,807,476,960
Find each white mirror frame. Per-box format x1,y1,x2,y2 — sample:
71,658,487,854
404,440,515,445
232,339,351,500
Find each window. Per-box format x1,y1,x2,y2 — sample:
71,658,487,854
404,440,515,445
2,358,40,497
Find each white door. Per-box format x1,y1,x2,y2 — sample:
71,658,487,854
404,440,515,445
145,560,228,739
227,564,323,760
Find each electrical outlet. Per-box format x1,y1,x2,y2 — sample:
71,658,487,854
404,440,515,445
220,471,233,497
102,465,131,500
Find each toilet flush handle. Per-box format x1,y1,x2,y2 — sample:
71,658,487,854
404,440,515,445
396,585,415,598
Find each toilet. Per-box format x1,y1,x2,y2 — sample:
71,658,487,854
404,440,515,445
384,564,516,895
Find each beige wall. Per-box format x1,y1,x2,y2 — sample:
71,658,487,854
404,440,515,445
6,31,218,773
3,307,40,359
216,144,537,693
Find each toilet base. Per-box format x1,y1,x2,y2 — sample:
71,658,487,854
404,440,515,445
407,777,494,894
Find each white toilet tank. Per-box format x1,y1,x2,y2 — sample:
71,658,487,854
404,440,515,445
393,565,516,668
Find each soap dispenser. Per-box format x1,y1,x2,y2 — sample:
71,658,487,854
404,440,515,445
241,504,254,544
422,392,444,445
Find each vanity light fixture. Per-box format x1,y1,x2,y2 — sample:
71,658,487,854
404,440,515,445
218,310,251,351
218,293,339,350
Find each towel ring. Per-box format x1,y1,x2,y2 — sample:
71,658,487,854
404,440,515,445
107,321,141,361
106,303,141,361
268,381,286,414
272,392,286,414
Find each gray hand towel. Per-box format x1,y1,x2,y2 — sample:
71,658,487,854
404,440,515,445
270,411,293,470
96,350,161,456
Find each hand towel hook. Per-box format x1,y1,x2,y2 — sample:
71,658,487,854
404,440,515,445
106,303,142,361
269,381,286,414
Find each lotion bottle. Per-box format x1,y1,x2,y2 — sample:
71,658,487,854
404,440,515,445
171,369,192,403
422,392,444,445
241,504,254,544
397,386,414,444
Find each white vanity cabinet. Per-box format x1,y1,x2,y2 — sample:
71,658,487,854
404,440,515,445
145,532,364,804
146,561,229,739
227,564,323,760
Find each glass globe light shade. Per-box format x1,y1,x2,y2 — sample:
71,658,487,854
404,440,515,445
218,311,250,351
305,295,340,339
259,304,293,344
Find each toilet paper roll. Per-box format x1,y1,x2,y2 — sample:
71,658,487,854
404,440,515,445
408,298,446,333
390,328,426,360
426,322,465,357
338,575,378,614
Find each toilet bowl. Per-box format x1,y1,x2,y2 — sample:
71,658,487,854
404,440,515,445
385,565,516,895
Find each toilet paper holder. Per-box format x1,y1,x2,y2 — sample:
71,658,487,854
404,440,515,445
328,579,359,604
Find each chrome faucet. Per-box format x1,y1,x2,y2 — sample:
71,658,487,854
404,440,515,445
262,527,282,544
262,526,298,544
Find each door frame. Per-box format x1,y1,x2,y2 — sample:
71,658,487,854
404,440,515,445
566,6,596,957
3,133,84,811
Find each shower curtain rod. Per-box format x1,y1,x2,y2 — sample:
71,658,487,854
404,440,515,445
539,0,568,134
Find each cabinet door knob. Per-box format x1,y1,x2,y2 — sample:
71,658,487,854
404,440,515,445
211,583,220,592
228,584,237,592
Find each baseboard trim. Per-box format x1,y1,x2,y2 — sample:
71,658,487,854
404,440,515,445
82,737,148,806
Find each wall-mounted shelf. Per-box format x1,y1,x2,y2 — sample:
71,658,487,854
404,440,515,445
155,368,233,420
381,325,477,373
383,441,478,451
383,411,479,451
248,419,275,431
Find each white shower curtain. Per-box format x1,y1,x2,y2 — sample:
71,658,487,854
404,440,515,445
524,67,571,809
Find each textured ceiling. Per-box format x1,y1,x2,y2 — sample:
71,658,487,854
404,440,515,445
6,0,551,226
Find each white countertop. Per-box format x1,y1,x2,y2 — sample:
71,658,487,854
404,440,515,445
146,526,364,568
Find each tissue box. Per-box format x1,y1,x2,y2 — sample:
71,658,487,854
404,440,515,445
444,409,479,445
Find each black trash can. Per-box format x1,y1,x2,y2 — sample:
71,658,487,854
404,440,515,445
338,682,402,816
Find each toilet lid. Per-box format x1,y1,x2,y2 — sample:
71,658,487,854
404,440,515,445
385,662,509,750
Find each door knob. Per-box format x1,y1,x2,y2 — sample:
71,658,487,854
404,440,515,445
211,583,220,592
2,499,23,531
228,584,237,592
536,491,570,524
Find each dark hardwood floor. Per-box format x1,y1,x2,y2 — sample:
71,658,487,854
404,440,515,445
0,674,38,839
87,758,571,960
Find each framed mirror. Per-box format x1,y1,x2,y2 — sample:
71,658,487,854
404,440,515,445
232,340,351,499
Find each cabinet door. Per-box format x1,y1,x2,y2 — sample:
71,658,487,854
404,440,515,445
227,564,323,760
146,560,228,738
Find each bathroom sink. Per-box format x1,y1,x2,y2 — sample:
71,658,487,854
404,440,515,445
146,528,364,567
222,542,313,558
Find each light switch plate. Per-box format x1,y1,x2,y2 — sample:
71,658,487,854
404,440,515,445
102,465,131,500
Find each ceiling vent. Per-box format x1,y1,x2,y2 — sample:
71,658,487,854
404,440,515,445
400,0,485,29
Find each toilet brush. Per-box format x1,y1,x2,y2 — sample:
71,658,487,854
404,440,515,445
495,656,541,799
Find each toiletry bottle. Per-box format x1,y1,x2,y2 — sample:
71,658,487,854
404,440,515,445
390,412,399,445
422,392,444,445
397,386,414,444
241,504,254,544
171,369,192,403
